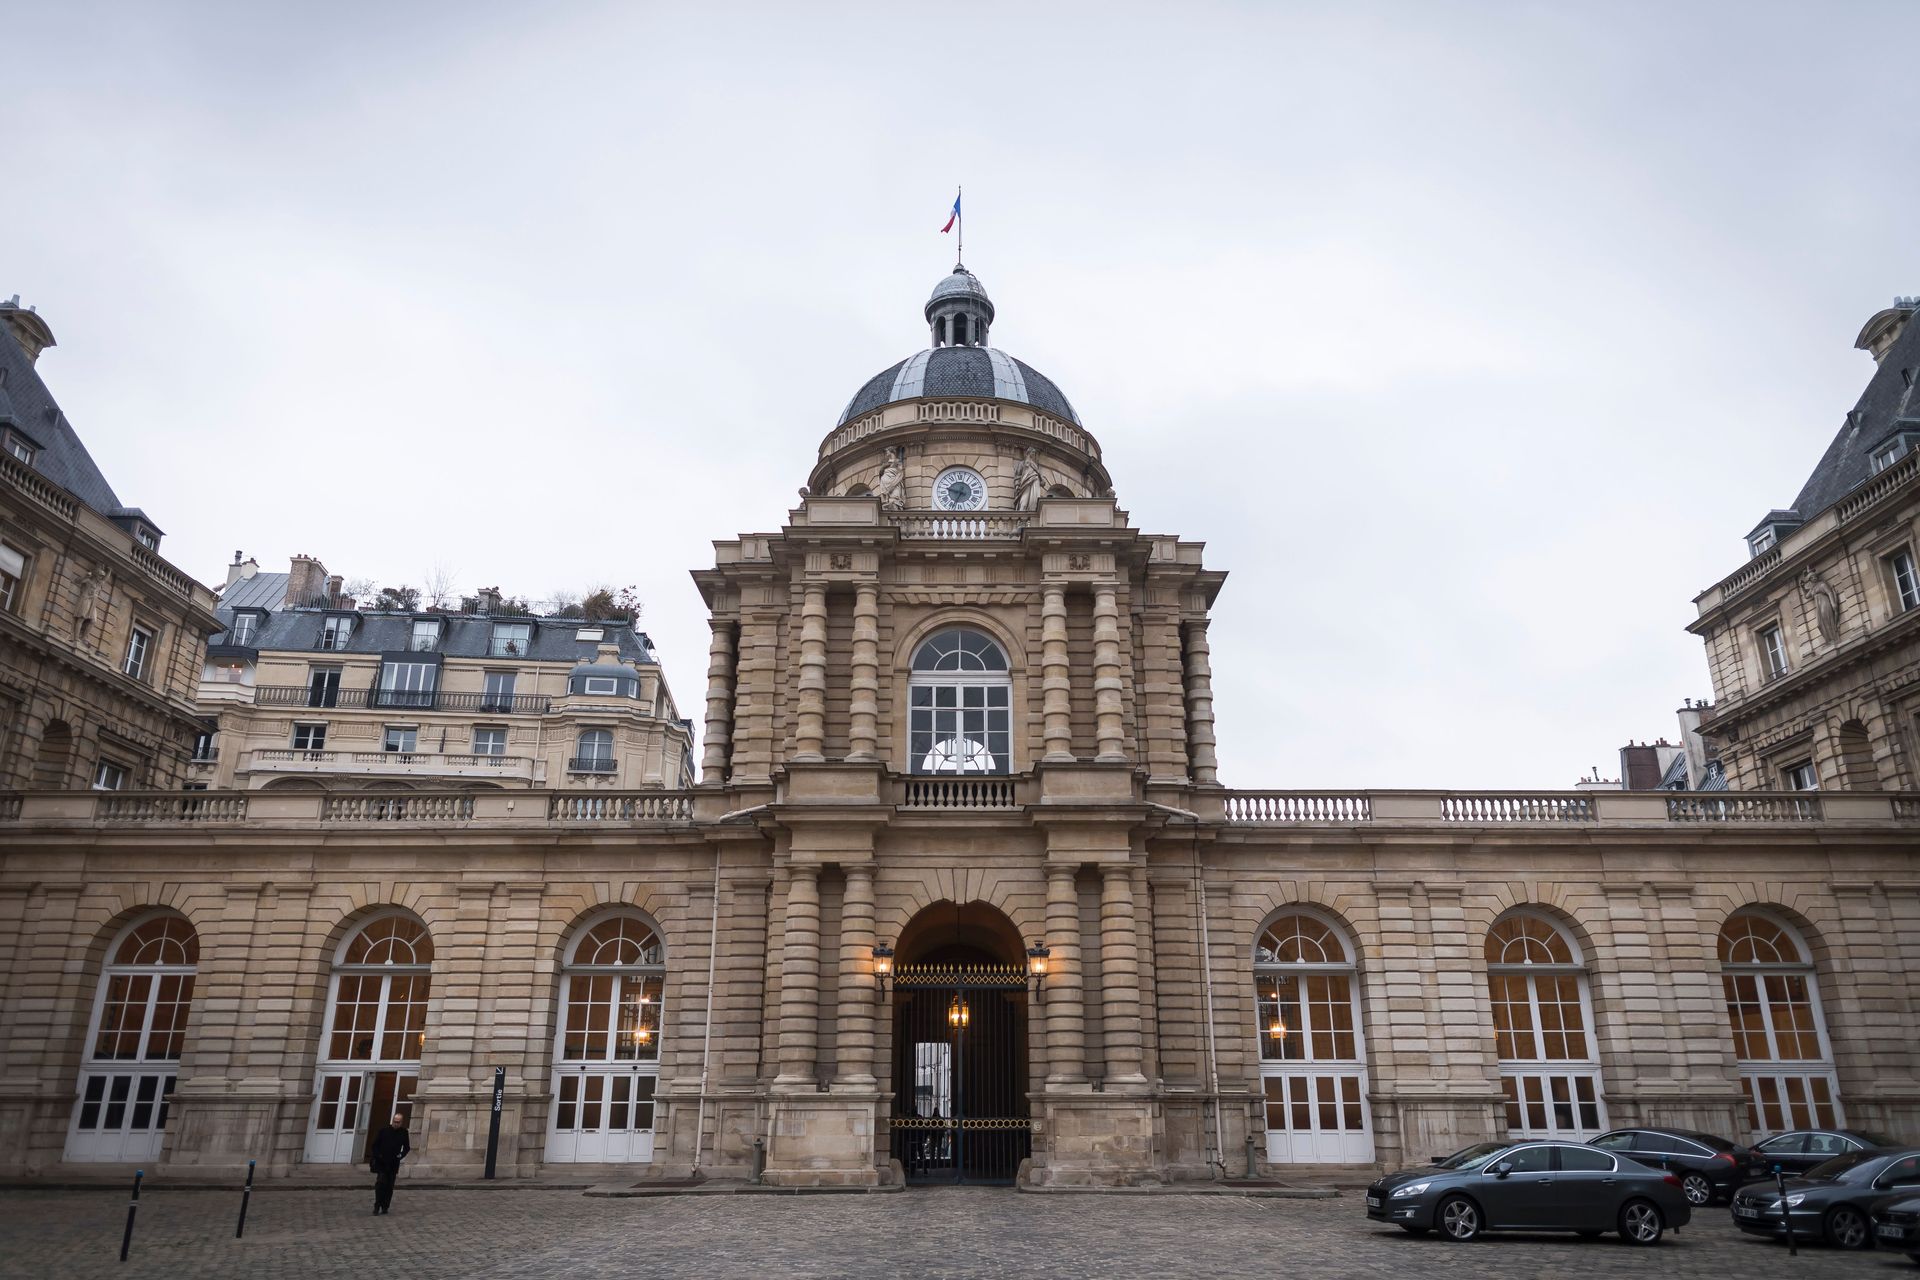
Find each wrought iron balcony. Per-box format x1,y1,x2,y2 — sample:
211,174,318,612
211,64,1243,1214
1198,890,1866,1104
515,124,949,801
251,687,552,714
568,756,618,774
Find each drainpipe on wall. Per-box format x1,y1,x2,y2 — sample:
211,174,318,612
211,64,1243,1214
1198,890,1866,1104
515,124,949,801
1150,802,1229,1181
690,843,725,1175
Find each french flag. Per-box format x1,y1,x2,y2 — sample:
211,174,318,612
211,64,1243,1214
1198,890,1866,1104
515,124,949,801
940,191,961,233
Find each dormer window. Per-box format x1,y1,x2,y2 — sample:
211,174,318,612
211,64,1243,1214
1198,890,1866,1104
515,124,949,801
1869,430,1920,475
410,618,442,652
133,526,159,551
2,428,33,466
227,612,262,646
1744,512,1802,559
318,615,355,651
1748,527,1776,556
490,621,532,657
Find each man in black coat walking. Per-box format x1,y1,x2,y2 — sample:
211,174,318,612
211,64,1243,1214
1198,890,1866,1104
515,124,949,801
368,1112,411,1215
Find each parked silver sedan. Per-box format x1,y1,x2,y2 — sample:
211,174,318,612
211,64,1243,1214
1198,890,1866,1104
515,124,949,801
1366,1140,1694,1244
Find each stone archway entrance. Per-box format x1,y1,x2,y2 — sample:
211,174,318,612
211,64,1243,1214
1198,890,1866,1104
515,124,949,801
887,901,1031,1184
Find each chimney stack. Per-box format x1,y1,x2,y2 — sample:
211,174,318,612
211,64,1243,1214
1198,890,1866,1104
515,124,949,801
224,552,260,588
0,296,56,365
287,554,329,607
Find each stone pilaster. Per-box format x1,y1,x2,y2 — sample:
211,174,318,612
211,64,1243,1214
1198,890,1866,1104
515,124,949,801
1100,864,1145,1084
701,620,735,780
1182,618,1218,785
835,865,876,1083
1045,865,1086,1083
1092,585,1126,762
847,584,879,761
793,585,828,762
1042,585,1073,762
776,864,821,1084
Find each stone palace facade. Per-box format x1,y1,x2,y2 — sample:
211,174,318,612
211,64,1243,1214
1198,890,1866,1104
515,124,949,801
0,271,1916,1186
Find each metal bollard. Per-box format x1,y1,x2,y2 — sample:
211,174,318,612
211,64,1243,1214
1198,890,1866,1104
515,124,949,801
750,1136,765,1185
1245,1130,1260,1180
1775,1168,1797,1257
119,1169,142,1262
235,1159,256,1239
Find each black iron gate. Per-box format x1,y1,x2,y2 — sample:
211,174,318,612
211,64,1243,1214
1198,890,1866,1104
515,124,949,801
889,963,1030,1184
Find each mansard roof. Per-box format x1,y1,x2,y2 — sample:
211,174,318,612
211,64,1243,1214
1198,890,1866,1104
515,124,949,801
1782,303,1920,522
0,306,125,518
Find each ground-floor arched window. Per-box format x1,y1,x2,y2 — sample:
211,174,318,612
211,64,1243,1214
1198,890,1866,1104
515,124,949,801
1718,910,1841,1137
1485,911,1606,1140
546,913,665,1163
66,913,198,1162
1253,910,1373,1163
305,913,433,1163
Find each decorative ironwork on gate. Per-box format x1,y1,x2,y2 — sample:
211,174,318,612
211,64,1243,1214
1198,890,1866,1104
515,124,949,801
889,962,1031,1184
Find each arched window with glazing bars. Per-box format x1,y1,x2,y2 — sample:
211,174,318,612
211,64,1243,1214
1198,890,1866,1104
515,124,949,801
1718,910,1840,1137
67,913,198,1162
306,914,434,1163
1252,911,1373,1163
1484,912,1606,1140
908,629,1012,774
547,913,666,1163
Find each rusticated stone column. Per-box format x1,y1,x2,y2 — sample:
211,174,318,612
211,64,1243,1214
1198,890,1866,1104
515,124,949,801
1093,584,1126,762
701,620,734,780
1100,863,1145,1083
793,585,828,761
1041,585,1073,762
1045,865,1086,1083
835,865,877,1082
848,583,880,761
777,864,822,1084
1182,618,1218,785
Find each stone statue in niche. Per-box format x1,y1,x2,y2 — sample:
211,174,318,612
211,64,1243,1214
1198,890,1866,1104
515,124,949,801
1013,447,1049,512
871,446,906,511
1799,567,1840,644
73,565,111,643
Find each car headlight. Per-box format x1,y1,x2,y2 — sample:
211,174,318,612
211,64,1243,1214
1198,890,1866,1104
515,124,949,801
1391,1182,1431,1199
1781,1194,1805,1209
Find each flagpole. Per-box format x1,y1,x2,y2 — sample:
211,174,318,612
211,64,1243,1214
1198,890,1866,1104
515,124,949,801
957,185,963,266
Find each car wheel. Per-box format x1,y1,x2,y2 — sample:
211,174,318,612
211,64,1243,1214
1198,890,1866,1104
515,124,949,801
1824,1206,1869,1250
1619,1199,1664,1246
1679,1173,1712,1207
1437,1195,1481,1242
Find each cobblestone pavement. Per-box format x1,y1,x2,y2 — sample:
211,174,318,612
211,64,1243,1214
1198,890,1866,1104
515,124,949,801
1,1185,1914,1279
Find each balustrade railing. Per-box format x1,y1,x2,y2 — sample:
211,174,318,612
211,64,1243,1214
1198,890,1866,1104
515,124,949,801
549,793,695,822
251,748,530,771
323,794,475,822
98,793,248,822
1836,451,1918,523
1715,547,1783,601
1222,793,1372,823
1,451,79,520
252,687,551,714
1666,794,1823,822
891,511,1030,540
900,776,1020,809
1441,794,1595,823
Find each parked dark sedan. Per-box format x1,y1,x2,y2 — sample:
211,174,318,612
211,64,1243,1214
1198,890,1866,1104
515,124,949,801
1591,1127,1762,1206
1365,1140,1691,1244
1730,1148,1920,1249
1871,1191,1920,1264
1749,1129,1902,1179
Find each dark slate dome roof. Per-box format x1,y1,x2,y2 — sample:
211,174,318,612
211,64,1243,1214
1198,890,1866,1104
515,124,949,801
837,346,1080,426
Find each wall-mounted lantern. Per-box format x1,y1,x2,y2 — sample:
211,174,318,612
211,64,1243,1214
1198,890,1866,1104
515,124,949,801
947,994,971,1028
1027,942,1051,1003
871,943,894,1002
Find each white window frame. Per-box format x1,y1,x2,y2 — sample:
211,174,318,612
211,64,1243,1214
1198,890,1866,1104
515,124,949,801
1748,527,1778,556
471,726,507,757
582,676,620,695
1782,759,1818,791
546,911,665,1164
410,619,442,652
227,613,259,646
1889,549,1919,613
123,625,154,680
292,722,328,753
1485,911,1608,1141
489,622,532,657
574,728,615,772
305,914,433,1164
1871,439,1908,474
65,913,197,1162
133,526,159,551
1759,624,1788,681
378,661,437,709
319,615,355,650
0,540,23,612
907,628,1013,776
92,760,128,791
1718,910,1842,1139
1252,908,1374,1164
482,670,517,711
2,430,33,465
383,725,418,755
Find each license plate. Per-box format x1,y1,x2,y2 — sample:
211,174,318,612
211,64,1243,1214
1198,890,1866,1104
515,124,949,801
1367,1196,1382,1209
1734,1207,1761,1218
1880,1225,1908,1240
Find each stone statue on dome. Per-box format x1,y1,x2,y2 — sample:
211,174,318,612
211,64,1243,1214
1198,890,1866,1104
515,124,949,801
871,447,907,511
1013,447,1047,512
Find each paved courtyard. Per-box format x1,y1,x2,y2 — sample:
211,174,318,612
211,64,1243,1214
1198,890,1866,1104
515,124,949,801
0,1184,1913,1279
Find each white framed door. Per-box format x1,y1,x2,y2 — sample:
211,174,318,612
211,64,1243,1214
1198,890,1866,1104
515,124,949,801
546,1066,656,1162
305,1070,417,1163
66,1069,178,1163
1262,1069,1374,1163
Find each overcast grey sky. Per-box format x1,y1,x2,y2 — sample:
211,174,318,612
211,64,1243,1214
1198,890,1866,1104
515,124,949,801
11,2,1919,787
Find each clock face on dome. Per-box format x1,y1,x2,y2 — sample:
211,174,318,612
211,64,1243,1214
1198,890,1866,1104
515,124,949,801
932,466,988,511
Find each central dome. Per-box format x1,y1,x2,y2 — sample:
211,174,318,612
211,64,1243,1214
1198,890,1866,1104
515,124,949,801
836,265,1081,426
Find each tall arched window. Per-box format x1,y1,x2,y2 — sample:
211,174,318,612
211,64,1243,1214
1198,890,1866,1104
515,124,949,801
306,913,433,1163
1253,911,1373,1163
547,913,666,1163
908,628,1011,775
1485,912,1606,1139
1718,910,1840,1136
66,913,198,1162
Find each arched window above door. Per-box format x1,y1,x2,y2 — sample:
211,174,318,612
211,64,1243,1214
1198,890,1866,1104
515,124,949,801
908,628,1011,775
1251,909,1372,1164
1484,910,1605,1140
1717,909,1839,1137
67,911,199,1163
548,912,666,1164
